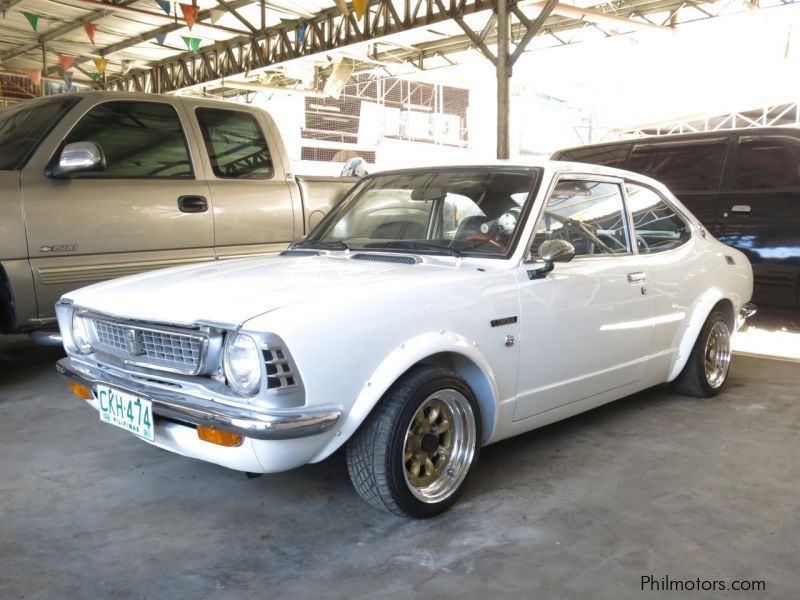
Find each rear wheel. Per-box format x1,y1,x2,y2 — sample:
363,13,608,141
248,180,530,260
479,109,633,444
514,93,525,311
671,310,732,398
346,366,481,518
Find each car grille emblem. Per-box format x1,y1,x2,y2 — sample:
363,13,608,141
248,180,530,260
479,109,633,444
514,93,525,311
125,328,146,356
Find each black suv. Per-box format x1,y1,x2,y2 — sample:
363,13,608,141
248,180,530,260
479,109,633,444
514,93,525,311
552,128,800,311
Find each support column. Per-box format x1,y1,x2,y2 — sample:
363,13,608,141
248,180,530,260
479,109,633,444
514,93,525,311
496,0,510,160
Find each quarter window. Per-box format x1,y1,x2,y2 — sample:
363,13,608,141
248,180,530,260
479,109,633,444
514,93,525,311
532,179,631,257
627,142,726,192
65,101,193,178
196,108,273,179
626,184,691,253
734,137,800,190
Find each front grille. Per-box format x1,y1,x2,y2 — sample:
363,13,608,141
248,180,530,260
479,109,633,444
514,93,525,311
89,319,206,374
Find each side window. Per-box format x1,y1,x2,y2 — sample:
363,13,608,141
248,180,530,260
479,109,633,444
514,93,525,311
556,144,629,168
626,183,691,253
627,143,726,192
195,108,273,179
734,137,800,189
65,101,192,178
532,179,631,258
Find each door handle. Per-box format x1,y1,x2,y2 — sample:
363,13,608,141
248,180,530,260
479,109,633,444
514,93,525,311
627,272,647,284
730,204,751,215
178,195,208,213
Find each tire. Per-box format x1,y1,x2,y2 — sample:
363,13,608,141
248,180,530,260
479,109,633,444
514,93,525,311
346,366,481,518
671,310,732,398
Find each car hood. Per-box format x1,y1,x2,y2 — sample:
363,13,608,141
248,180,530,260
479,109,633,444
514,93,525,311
62,253,453,327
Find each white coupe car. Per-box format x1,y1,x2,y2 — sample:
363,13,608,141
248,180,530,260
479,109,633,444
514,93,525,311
56,162,755,518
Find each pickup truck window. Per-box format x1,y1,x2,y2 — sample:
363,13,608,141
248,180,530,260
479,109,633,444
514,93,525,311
0,97,76,170
65,101,193,178
195,108,273,179
304,169,535,257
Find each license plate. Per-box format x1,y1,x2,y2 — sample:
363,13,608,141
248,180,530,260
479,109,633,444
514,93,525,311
96,385,154,442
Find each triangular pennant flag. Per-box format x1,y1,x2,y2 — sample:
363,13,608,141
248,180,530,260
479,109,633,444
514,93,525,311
84,23,97,45
154,32,167,45
25,69,42,87
182,36,201,53
335,0,349,16
121,60,133,74
156,0,171,16
58,55,77,72
93,58,108,74
281,18,299,28
90,73,101,82
210,8,225,25
180,4,199,30
353,0,367,19
23,12,38,32
64,71,74,90
298,23,307,44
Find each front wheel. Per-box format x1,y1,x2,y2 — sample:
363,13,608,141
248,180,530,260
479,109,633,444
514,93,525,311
346,366,481,518
671,310,732,398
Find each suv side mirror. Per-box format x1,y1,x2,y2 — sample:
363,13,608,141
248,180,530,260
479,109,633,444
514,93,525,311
528,239,576,280
48,141,106,178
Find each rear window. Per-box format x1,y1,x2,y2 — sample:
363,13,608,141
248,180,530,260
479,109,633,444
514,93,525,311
627,142,727,192
0,97,76,170
734,137,800,190
554,144,629,168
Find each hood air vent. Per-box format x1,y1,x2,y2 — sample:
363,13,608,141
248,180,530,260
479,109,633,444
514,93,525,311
351,253,417,265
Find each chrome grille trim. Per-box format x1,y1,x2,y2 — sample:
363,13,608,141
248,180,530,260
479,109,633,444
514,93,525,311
87,317,208,375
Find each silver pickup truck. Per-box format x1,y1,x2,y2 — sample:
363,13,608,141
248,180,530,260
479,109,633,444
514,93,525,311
0,91,356,334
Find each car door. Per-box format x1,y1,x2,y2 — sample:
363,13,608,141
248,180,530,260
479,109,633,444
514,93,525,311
716,134,800,309
189,104,299,260
21,99,214,321
513,175,655,422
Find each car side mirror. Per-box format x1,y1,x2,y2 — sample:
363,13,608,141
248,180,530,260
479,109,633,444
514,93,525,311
528,239,576,280
48,141,106,178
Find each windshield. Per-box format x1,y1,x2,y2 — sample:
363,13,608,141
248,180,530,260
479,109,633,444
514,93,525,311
0,97,77,170
304,169,538,257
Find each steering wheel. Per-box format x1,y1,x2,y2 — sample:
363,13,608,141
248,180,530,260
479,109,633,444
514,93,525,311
636,234,651,254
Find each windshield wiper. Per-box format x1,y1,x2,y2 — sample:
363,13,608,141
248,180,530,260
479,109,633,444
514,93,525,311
292,240,350,251
363,241,461,257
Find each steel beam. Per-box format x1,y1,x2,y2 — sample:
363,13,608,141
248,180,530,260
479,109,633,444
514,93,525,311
496,0,510,160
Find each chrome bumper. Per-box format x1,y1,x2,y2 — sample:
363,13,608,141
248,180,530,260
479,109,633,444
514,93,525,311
740,303,758,320
57,357,341,440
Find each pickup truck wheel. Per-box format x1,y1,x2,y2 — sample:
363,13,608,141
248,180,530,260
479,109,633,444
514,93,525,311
346,366,481,518
671,310,732,398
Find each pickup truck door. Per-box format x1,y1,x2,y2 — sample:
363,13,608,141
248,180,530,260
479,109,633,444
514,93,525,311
513,176,655,422
21,99,214,323
187,103,299,260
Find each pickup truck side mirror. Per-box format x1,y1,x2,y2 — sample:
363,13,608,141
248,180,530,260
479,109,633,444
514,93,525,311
48,141,106,178
528,239,576,280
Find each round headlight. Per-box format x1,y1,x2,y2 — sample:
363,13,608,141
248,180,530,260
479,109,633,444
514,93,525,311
224,333,262,395
72,314,92,354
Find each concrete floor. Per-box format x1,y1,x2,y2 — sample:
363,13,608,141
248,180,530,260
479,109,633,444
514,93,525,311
1,335,798,600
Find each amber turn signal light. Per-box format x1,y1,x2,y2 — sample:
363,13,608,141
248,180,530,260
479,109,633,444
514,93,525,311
197,426,243,447
69,381,92,400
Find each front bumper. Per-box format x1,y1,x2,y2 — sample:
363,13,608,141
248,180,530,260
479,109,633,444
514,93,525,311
57,357,341,441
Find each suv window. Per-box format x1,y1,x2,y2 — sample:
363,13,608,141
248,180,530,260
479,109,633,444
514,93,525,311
195,108,273,179
627,142,726,192
626,183,691,253
65,101,193,178
734,137,800,189
532,179,631,257
556,144,629,168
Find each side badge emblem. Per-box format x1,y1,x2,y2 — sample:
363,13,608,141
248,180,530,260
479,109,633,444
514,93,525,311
491,316,518,328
